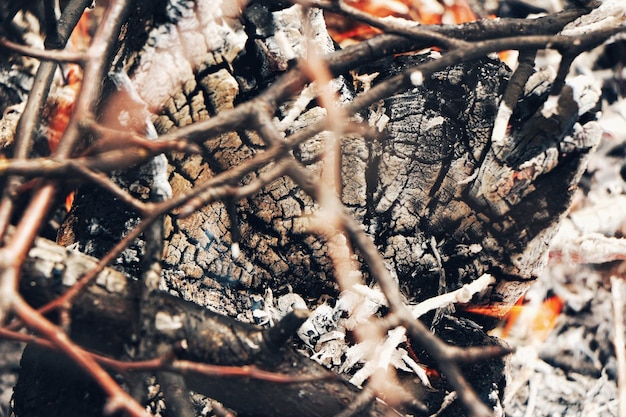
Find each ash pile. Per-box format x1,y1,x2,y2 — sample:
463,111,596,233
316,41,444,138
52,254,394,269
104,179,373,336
504,39,626,415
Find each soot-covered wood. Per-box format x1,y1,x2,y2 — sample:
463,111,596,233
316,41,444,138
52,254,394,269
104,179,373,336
16,235,399,417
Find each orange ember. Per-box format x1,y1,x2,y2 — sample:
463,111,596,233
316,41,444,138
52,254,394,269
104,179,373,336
44,67,82,152
465,295,564,342
528,295,563,343
44,7,94,153
43,10,93,212
327,0,478,45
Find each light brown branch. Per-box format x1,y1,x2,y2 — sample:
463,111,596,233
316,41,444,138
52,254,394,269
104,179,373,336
0,37,86,63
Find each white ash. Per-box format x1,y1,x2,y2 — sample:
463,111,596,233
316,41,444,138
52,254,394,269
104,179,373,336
369,102,390,132
260,275,492,388
0,102,25,149
265,5,335,66
505,93,626,416
560,0,626,38
410,71,424,87
568,75,602,117
131,0,247,110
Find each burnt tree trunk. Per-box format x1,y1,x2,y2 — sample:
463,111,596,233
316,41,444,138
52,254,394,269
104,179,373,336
2,1,611,417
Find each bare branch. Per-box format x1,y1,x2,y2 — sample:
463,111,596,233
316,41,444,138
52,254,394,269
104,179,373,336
0,37,86,64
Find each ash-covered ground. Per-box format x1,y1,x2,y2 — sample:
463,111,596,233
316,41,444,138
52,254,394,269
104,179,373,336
504,71,626,416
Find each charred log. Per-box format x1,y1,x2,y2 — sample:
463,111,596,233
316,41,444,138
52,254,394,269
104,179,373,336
16,235,400,417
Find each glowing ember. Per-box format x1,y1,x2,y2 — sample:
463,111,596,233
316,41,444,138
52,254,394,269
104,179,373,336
42,10,94,212
465,295,564,343
326,0,478,45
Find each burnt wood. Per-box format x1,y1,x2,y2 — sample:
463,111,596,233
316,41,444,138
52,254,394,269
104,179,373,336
5,1,607,416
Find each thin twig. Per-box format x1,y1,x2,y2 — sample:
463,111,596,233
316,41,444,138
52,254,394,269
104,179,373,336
304,0,469,49
411,274,495,319
0,0,94,238
71,163,150,215
0,2,147,416
490,49,537,152
0,37,86,63
54,0,133,158
0,28,620,178
0,327,330,384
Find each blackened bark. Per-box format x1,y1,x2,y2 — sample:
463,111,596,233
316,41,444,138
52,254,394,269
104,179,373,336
13,345,113,417
16,236,399,417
